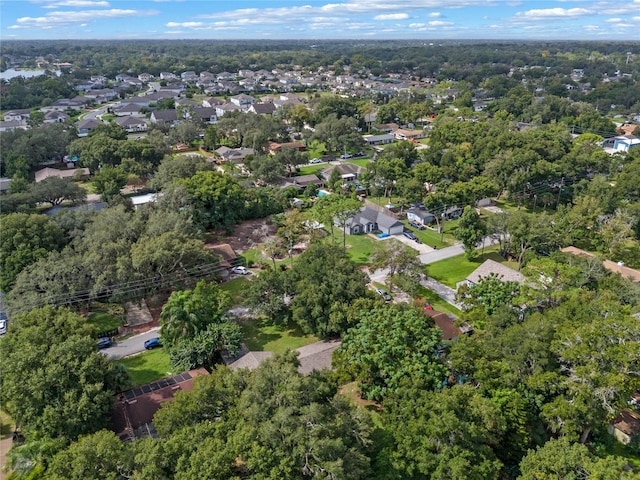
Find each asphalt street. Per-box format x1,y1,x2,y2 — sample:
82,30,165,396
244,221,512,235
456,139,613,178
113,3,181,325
102,327,160,360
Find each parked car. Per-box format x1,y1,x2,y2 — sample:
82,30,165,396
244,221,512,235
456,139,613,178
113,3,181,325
0,318,7,336
376,288,392,302
309,158,323,164
144,337,162,350
403,231,418,241
97,337,112,349
231,266,249,275
340,153,353,159
409,221,426,230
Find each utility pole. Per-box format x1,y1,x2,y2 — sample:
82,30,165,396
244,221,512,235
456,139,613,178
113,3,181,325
556,177,564,206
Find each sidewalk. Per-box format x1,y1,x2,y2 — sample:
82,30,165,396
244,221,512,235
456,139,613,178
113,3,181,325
419,236,499,264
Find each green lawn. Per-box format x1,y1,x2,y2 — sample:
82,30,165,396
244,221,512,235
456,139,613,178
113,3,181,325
343,233,379,266
402,220,453,249
239,317,318,354
117,349,173,387
427,248,516,288
414,285,462,317
346,158,372,168
219,277,249,305
298,165,325,176
87,311,123,333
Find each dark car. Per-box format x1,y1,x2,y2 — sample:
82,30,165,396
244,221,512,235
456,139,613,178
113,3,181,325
409,221,426,230
403,231,418,241
97,337,112,349
144,337,162,350
376,288,392,302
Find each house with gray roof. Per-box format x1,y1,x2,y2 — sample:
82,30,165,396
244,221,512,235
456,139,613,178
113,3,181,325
343,206,404,236
407,207,436,225
464,259,525,287
319,163,365,183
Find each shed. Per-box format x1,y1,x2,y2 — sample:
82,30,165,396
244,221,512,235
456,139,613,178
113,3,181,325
407,208,436,225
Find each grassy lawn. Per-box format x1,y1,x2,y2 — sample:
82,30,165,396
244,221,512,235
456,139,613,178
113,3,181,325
239,317,318,354
427,247,516,288
117,349,173,387
219,277,248,305
343,233,379,266
240,248,262,267
414,285,462,317
346,158,372,168
402,220,454,249
87,311,123,333
298,165,325,176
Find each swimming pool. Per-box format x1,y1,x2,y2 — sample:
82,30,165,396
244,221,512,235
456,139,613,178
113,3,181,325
317,189,331,197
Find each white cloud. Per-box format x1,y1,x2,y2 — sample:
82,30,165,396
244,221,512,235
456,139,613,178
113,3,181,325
165,21,204,28
41,0,110,7
374,13,408,20
409,22,425,28
428,12,441,17
428,20,453,26
605,17,622,22
584,25,600,31
518,7,593,19
14,9,158,28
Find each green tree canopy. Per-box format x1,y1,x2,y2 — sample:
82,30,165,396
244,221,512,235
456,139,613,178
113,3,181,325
0,306,128,440
334,303,445,401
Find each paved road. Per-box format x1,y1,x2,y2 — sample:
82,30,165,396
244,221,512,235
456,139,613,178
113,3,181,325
102,327,160,360
419,236,498,264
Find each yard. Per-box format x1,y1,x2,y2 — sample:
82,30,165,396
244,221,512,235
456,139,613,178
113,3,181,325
87,311,124,334
414,285,462,317
427,248,517,288
342,233,379,266
117,349,173,387
238,317,318,354
219,277,248,305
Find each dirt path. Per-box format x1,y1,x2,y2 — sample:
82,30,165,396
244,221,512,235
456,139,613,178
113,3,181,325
0,412,15,479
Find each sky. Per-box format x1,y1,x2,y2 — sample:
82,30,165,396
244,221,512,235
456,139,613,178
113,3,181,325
1,0,640,41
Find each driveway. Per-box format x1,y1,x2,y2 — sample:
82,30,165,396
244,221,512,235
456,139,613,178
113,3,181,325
102,327,160,360
419,236,499,264
387,233,435,255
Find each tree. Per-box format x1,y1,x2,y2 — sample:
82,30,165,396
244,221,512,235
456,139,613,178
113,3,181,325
0,306,128,440
456,273,521,315
182,170,247,231
30,177,86,206
159,280,233,348
290,242,368,336
276,208,307,267
150,153,213,191
519,437,633,480
384,384,505,480
370,239,424,295
334,303,445,401
242,268,291,322
48,430,133,480
91,166,128,202
0,213,66,292
455,206,487,259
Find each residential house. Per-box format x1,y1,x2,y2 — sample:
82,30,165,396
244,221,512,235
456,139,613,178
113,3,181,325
180,71,198,82
215,103,242,118
363,133,394,145
267,141,306,155
35,167,90,183
129,193,160,209
159,72,177,80
0,178,12,192
3,109,31,122
464,259,525,287
215,146,255,163
0,120,27,132
76,118,103,137
230,94,256,109
374,122,399,133
343,206,404,236
424,309,470,342
112,103,145,117
191,107,217,124
609,409,640,445
271,174,324,191
248,102,276,115
137,73,154,82
115,115,148,133
442,206,463,220
393,128,425,141
202,97,224,108
110,369,209,441
601,135,640,153
150,110,178,125
203,243,239,270
406,208,436,225
43,110,69,123
319,163,365,183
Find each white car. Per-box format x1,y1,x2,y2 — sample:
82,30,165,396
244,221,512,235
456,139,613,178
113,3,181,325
309,158,323,164
231,266,249,275
0,318,6,336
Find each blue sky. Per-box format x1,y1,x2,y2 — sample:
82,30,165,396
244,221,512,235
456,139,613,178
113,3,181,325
2,0,640,40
